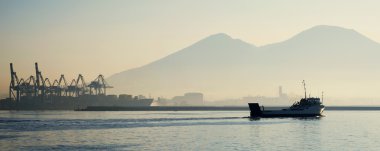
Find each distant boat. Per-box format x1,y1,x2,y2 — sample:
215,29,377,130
248,80,325,117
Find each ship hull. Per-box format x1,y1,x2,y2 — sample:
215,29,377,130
259,114,322,118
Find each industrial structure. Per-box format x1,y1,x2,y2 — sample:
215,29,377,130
171,92,204,106
8,63,112,101
1,63,153,110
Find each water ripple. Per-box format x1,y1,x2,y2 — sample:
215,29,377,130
0,117,290,132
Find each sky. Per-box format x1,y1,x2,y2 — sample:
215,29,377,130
1,0,380,99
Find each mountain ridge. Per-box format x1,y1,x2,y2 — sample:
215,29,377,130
107,25,380,100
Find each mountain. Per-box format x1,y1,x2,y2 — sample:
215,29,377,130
107,33,258,98
107,25,380,100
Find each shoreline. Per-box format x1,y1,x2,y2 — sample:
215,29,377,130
76,106,380,111
2,106,380,111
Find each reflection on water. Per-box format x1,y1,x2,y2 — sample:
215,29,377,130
0,111,380,150
290,116,323,120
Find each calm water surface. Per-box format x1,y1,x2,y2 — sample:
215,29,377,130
0,110,380,150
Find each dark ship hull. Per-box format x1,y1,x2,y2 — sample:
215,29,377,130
0,95,153,110
249,103,324,118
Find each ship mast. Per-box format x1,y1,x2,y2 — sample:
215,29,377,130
322,91,324,103
303,80,307,99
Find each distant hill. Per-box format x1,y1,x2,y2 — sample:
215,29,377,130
107,25,380,100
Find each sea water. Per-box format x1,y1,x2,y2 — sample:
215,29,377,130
1,110,380,150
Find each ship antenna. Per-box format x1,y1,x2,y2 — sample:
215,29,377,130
302,80,307,99
322,91,324,103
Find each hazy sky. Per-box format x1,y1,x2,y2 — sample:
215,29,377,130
1,0,380,97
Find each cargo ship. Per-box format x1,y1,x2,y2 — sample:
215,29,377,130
0,63,153,110
248,81,325,118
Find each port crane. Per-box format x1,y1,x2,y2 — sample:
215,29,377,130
7,63,113,101
88,74,113,95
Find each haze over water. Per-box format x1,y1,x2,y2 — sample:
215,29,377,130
2,1,380,150
2,1,380,105
1,110,380,150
